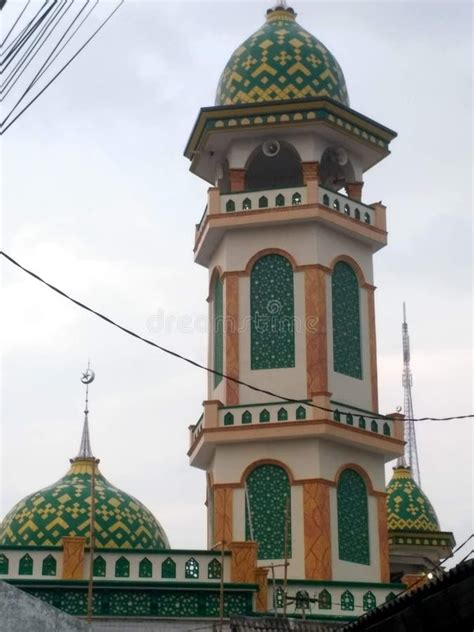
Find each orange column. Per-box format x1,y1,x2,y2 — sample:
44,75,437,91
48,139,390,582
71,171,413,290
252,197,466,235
303,481,332,580
213,487,233,547
62,536,86,580
366,285,379,412
228,541,258,583
225,274,239,405
229,169,246,192
377,494,390,583
345,182,363,201
305,267,328,397
255,567,269,612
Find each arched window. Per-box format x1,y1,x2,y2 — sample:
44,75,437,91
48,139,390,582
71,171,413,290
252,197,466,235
386,592,396,602
251,255,295,370
242,197,252,210
292,192,302,205
322,194,330,206
346,413,353,426
275,193,285,207
259,409,270,423
207,558,222,579
383,422,391,436
358,416,366,429
341,590,354,611
245,144,303,190
259,196,268,208
42,554,56,576
334,409,341,422
364,212,371,224
226,199,235,212
93,556,106,577
139,557,152,578
242,410,252,424
213,275,223,388
277,408,288,421
19,554,33,575
0,554,9,575
371,420,378,433
332,261,362,379
363,591,376,611
115,556,130,578
295,590,310,611
185,557,199,579
224,412,234,426
318,589,331,610
296,405,306,420
337,469,370,565
333,199,340,211
354,208,361,220
161,557,176,579
245,464,291,560
344,203,351,216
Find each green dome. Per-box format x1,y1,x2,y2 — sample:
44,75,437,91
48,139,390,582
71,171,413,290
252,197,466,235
0,459,170,550
386,466,440,533
216,6,349,107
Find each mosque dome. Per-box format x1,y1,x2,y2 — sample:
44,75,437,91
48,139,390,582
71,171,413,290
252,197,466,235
0,458,170,550
215,4,349,107
386,466,440,533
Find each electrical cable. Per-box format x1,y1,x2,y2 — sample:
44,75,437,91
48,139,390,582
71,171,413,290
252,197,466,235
0,0,31,48
1,250,472,424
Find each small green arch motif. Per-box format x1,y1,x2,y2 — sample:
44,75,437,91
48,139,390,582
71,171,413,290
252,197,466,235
207,558,222,579
42,554,57,576
185,557,199,579
333,198,340,211
355,208,361,220
115,556,130,578
295,590,310,610
242,197,252,210
139,557,153,578
322,193,330,206
359,416,366,429
259,196,268,208
364,212,371,224
93,556,106,577
19,554,33,576
275,193,285,207
346,413,353,425
242,410,252,424
363,591,376,611
383,422,391,436
224,412,234,426
277,407,288,421
386,592,397,602
296,405,306,420
0,554,9,575
371,420,379,433
341,590,354,611
226,199,235,212
259,409,270,423
318,589,332,610
344,203,351,216
334,409,341,422
275,586,285,608
161,557,176,579
292,192,302,205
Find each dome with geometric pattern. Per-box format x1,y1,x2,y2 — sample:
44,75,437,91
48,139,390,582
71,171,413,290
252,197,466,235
216,4,349,107
0,458,170,550
386,466,440,533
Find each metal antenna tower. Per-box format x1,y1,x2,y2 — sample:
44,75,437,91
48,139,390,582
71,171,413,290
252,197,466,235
397,303,421,485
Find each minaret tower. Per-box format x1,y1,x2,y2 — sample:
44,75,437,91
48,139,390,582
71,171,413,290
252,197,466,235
186,3,404,585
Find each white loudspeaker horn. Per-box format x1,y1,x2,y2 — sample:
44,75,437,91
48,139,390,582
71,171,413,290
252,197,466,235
262,139,281,157
335,147,348,166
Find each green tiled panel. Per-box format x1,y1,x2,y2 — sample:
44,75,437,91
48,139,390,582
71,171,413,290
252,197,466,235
332,262,362,379
213,276,224,387
245,464,291,560
337,469,370,565
251,255,295,370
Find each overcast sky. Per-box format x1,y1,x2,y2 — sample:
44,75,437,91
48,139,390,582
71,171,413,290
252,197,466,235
1,1,472,567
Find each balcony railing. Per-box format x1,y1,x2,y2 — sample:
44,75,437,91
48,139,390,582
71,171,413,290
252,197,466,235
319,185,375,225
220,186,307,214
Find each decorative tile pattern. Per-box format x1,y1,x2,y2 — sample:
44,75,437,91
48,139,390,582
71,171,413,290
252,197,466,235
42,554,56,576
251,254,295,370
208,558,222,579
115,556,130,578
0,461,169,550
332,261,362,379
19,553,33,575
318,589,331,610
363,590,376,611
93,556,106,577
386,466,440,532
185,557,199,579
161,556,176,579
213,275,224,387
216,9,349,106
341,590,354,611
245,464,292,560
139,557,152,578
337,469,370,565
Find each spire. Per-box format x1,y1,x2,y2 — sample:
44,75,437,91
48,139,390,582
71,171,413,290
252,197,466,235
266,1,296,21
76,362,96,460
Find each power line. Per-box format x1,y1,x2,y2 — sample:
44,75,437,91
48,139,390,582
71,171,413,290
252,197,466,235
1,250,472,424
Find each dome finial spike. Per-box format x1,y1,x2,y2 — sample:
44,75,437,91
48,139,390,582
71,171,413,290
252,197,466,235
77,361,95,459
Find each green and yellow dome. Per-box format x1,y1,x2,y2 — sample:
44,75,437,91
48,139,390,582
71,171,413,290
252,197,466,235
216,5,349,107
0,459,170,550
386,466,440,533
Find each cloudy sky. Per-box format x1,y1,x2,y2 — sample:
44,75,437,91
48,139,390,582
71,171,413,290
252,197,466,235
1,1,472,566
